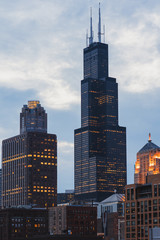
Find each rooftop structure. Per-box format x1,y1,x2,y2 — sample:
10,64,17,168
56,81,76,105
135,134,160,184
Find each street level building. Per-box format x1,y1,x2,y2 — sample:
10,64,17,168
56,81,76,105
74,5,126,201
98,193,125,240
125,174,160,240
0,207,48,240
134,134,160,184
2,101,57,208
49,205,97,236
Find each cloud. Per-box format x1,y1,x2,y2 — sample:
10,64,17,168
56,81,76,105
58,141,74,154
0,0,84,110
1,0,159,113
108,8,160,93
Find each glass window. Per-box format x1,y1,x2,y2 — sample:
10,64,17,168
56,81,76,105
127,189,130,200
131,188,134,200
131,202,135,207
154,184,157,197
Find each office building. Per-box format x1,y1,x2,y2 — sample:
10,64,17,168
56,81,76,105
49,205,97,236
57,190,75,205
74,5,126,201
125,174,160,240
97,193,125,239
0,207,48,240
134,134,160,184
2,101,57,208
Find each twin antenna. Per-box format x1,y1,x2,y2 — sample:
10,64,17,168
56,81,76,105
86,3,105,47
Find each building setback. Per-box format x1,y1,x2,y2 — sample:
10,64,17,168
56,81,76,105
74,5,126,202
125,174,160,240
2,101,57,208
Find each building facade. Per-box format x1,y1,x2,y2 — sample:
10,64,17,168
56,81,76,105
0,207,48,240
20,100,47,134
2,101,57,208
57,190,75,205
97,193,125,240
134,134,160,184
74,6,126,202
49,205,97,236
125,174,160,240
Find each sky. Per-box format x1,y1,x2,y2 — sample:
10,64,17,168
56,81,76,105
0,0,160,193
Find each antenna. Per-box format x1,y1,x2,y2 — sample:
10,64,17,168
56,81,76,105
98,2,101,42
103,24,105,43
86,29,88,47
89,7,93,45
148,133,151,142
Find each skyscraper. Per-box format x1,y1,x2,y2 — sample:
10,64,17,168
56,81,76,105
134,134,160,184
2,101,57,208
74,5,126,202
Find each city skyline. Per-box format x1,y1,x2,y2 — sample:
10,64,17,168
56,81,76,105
0,0,160,192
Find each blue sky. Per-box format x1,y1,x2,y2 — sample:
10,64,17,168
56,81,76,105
0,0,160,192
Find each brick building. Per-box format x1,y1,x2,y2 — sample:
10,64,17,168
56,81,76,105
0,207,48,240
49,205,97,236
125,174,160,240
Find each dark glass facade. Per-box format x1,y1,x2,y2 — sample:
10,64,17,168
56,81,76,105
2,101,57,208
20,101,47,134
2,132,57,208
74,42,126,202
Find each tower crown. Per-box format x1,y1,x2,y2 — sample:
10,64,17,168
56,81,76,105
28,100,40,109
20,100,47,134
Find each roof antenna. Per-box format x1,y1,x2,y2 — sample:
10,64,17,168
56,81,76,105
98,2,101,42
103,24,105,43
89,7,93,45
86,29,88,47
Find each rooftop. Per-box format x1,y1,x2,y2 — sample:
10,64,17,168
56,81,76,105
101,193,125,204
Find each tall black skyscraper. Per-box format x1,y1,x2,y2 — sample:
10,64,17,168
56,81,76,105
2,101,57,208
74,5,126,202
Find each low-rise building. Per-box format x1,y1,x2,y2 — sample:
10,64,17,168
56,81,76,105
100,193,125,240
0,207,48,240
125,174,160,240
49,205,97,236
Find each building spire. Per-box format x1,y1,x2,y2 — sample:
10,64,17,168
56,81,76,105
148,133,151,142
89,7,93,45
98,2,101,42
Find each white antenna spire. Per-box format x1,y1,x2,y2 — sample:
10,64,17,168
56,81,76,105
86,29,88,47
98,2,101,42
103,24,105,43
89,7,93,45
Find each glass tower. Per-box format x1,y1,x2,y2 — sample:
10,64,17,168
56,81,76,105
74,6,126,202
20,100,47,134
2,101,57,208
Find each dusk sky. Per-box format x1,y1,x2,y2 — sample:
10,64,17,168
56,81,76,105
0,0,160,193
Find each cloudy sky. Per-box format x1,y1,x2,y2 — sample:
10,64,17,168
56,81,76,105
0,0,160,192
